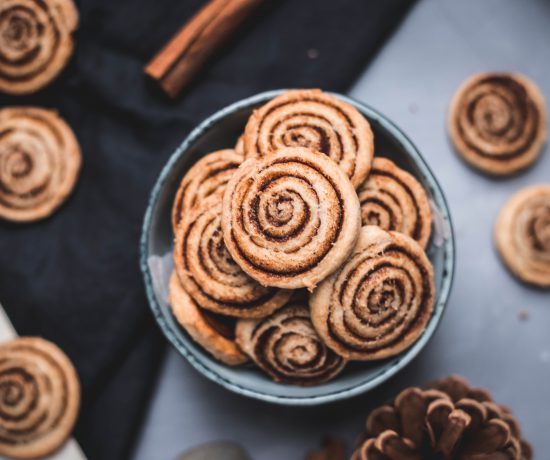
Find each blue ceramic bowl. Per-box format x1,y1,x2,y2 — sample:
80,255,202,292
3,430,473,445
140,90,455,405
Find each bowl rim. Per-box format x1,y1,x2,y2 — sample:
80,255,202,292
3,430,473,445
140,89,456,405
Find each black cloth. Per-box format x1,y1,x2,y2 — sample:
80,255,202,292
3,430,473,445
0,0,415,458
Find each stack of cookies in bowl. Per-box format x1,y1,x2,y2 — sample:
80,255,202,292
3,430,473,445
168,89,436,386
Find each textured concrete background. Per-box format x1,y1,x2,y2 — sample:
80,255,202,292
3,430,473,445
135,1,550,458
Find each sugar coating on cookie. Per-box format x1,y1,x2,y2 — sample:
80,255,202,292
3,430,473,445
495,185,550,287
448,73,546,175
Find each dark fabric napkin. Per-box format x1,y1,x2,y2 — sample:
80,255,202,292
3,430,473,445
0,0,415,458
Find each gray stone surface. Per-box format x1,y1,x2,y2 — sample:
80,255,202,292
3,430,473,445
134,1,550,458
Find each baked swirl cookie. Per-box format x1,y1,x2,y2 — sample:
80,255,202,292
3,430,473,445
171,149,242,232
357,157,432,248
221,147,361,289
0,337,80,459
174,196,292,317
243,89,374,187
449,73,546,175
236,299,346,385
0,107,81,222
310,226,435,361
495,185,550,287
234,135,245,156
169,273,247,365
0,0,78,95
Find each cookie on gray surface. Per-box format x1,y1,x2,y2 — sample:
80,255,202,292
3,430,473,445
495,184,550,287
448,72,546,176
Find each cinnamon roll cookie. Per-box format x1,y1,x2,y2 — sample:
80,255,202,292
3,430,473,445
222,147,361,290
234,135,245,156
174,196,292,317
0,0,79,95
172,149,242,232
310,226,435,361
449,73,546,175
0,337,80,459
236,299,346,385
357,157,432,248
243,89,374,187
169,273,247,365
0,107,81,222
495,185,550,287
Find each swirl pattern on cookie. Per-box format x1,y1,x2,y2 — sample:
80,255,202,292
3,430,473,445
0,107,81,222
495,185,550,287
449,73,546,175
175,196,292,317
0,337,80,459
234,135,245,157
357,157,432,248
243,89,374,187
236,300,346,385
0,0,78,95
221,147,361,289
172,149,242,232
169,273,248,365
310,226,435,361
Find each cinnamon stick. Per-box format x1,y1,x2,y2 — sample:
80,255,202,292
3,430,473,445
145,0,262,98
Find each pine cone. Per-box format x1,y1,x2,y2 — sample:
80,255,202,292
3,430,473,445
353,375,532,460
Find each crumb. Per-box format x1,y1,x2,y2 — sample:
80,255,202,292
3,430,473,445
307,48,319,59
409,103,418,114
518,309,529,321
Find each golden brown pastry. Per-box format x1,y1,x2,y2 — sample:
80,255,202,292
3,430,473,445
495,184,550,287
174,196,292,317
0,107,81,222
448,73,546,175
243,89,374,187
169,273,247,365
310,226,435,361
357,157,432,248
0,0,79,95
171,149,241,232
0,337,80,459
221,147,361,290
236,298,346,385
234,135,245,156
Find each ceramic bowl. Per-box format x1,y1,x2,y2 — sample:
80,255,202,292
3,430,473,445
140,90,455,405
